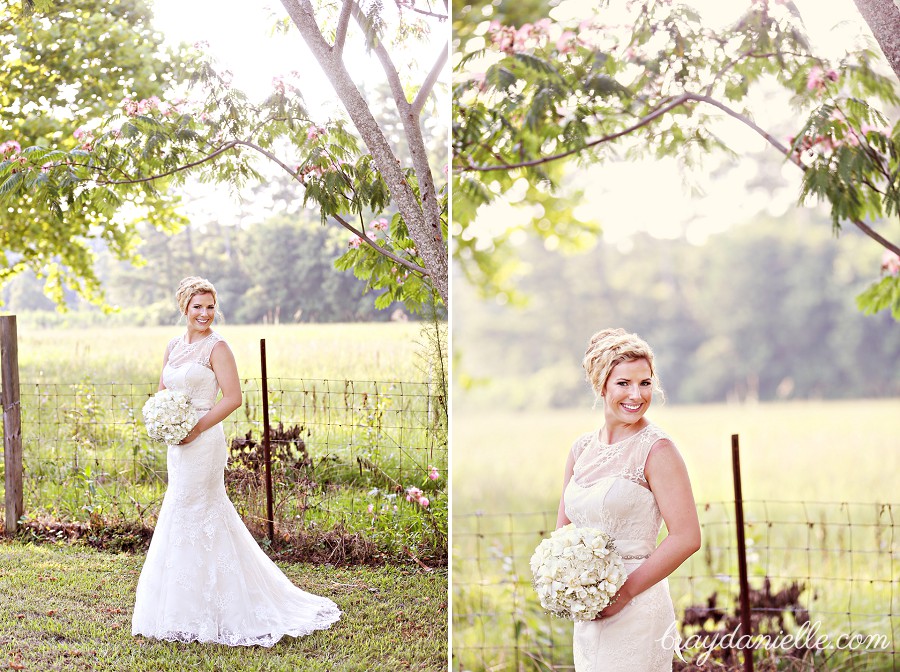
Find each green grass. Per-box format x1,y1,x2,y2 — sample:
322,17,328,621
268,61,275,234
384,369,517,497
2,322,448,561
451,400,900,671
0,539,447,671
16,323,426,384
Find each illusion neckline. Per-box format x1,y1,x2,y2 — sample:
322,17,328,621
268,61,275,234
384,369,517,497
594,422,652,448
182,330,216,346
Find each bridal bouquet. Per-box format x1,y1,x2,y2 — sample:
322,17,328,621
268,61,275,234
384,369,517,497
530,524,627,621
142,389,196,445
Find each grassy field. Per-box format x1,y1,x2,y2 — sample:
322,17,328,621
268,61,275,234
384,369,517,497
2,321,448,561
0,540,447,671
452,400,900,670
15,322,427,384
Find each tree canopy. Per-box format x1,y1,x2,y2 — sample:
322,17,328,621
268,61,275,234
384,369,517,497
0,0,187,305
1,0,449,312
453,0,900,318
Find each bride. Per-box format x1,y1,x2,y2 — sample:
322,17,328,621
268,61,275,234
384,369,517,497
557,328,701,671
132,276,341,646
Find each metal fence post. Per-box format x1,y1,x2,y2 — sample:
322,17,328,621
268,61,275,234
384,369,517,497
731,434,753,672
1,315,24,533
260,338,274,542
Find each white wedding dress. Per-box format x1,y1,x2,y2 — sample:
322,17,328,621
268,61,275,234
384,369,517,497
564,422,676,671
132,331,341,646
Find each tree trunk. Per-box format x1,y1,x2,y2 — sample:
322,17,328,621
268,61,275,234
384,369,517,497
279,0,449,305
852,0,900,82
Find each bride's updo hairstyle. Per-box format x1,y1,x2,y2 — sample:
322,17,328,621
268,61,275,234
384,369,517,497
582,328,663,404
176,276,223,322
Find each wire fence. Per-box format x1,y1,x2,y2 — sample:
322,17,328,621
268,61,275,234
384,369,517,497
453,501,898,671
1,376,448,559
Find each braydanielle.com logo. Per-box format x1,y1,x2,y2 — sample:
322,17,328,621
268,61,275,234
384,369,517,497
657,621,890,665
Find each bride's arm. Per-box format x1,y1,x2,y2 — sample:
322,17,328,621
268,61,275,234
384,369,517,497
180,341,243,445
598,438,701,617
555,449,576,529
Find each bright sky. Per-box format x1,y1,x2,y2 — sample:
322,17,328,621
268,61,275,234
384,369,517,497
148,0,450,227
461,0,881,248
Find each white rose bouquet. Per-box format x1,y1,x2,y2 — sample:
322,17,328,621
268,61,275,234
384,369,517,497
530,523,627,621
142,389,197,445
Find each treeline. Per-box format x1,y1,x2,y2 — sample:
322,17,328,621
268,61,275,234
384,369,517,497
3,214,409,325
455,213,900,407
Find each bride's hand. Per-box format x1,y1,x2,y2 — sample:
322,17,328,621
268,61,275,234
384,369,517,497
180,426,201,445
594,587,631,620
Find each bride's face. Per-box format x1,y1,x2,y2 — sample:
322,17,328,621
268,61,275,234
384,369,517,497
186,292,216,333
602,358,653,424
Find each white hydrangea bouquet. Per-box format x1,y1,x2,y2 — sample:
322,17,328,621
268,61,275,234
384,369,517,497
530,523,627,621
142,389,196,445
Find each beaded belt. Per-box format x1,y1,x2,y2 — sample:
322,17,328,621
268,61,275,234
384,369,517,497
621,553,650,560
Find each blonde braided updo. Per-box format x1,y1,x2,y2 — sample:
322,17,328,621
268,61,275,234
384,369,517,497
582,328,663,403
175,276,223,321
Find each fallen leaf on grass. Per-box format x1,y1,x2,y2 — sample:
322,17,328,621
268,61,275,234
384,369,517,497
46,610,56,617
14,615,24,620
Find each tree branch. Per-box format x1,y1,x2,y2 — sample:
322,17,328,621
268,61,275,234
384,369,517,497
91,141,240,185
460,90,900,255
852,217,900,256
349,3,409,111
391,0,448,20
459,93,695,173
411,44,448,116
851,0,900,82
331,214,428,275
334,0,353,58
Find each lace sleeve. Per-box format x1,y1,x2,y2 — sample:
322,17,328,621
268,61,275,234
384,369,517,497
632,424,673,484
198,333,224,369
569,432,593,463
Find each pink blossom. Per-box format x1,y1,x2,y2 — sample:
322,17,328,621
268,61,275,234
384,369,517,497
534,18,552,33
306,126,321,140
882,250,900,276
0,140,21,155
405,486,423,503
826,69,839,82
418,497,429,508
348,235,362,249
193,40,210,50
40,161,53,173
371,218,389,232
806,66,830,93
272,76,286,95
860,123,888,137
367,504,375,514
556,31,577,54
121,98,139,116
428,465,439,481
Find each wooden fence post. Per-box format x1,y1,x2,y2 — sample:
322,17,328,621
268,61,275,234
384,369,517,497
1,316,23,534
731,434,753,672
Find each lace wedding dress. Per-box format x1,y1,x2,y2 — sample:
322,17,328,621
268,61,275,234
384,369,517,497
563,423,676,671
132,332,341,646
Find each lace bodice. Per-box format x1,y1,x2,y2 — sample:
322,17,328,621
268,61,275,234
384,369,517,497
564,423,671,558
162,332,222,412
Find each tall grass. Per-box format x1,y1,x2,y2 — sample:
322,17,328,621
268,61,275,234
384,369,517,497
2,322,448,562
452,400,900,670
